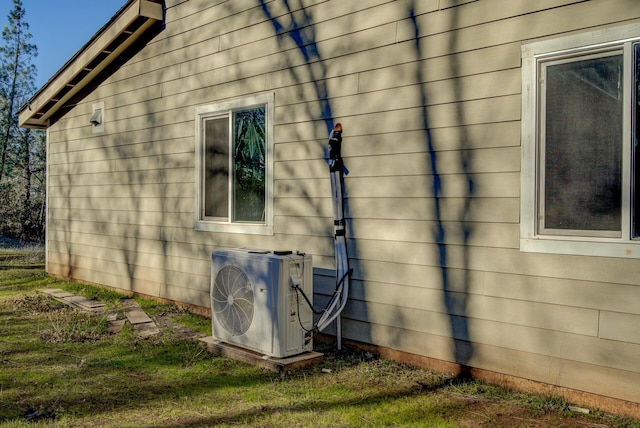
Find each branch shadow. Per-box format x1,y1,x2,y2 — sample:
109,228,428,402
257,0,361,346
407,1,475,375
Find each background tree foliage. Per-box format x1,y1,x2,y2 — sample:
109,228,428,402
0,0,45,242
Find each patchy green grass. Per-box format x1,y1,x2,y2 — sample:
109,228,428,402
1,251,639,427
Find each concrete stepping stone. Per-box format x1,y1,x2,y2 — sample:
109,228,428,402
40,288,105,313
40,290,159,337
121,299,159,337
134,322,160,338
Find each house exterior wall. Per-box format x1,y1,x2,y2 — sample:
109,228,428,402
45,0,640,405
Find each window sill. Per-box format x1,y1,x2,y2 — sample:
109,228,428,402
520,237,640,259
195,221,273,236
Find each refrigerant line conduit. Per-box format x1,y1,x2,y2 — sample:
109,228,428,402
296,123,352,348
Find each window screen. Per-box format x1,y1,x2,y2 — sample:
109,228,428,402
541,53,623,234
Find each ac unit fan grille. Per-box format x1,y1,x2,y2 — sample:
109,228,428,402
212,265,254,336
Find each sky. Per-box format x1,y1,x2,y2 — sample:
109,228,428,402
0,0,126,89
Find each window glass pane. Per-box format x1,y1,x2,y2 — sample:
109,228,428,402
232,107,266,223
543,53,623,232
634,44,640,238
233,107,266,223
204,116,229,218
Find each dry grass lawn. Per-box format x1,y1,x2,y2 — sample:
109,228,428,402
1,247,639,427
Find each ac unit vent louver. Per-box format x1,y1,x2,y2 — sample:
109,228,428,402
212,265,254,336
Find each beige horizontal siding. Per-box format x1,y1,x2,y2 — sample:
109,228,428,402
48,244,211,281
49,58,519,145
54,1,538,131
48,154,193,177
315,277,599,337
43,0,640,405
48,137,193,163
279,216,519,248
51,214,525,260
47,228,334,262
276,196,519,223
49,196,192,213
46,226,336,274
600,312,640,344
275,122,521,163
48,123,192,153
275,147,520,180
49,208,192,228
275,173,519,199
50,195,518,229
48,2,636,135
484,273,640,315
48,182,194,199
341,318,640,403
332,299,640,373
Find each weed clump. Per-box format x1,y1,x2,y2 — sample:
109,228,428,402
39,311,107,343
12,293,64,314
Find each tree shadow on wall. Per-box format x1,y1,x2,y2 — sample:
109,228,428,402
258,0,334,136
408,1,475,375
257,0,362,345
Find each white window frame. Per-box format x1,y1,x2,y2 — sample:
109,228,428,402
521,23,640,259
194,93,274,235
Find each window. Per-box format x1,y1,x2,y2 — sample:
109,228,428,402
521,23,640,258
195,93,274,235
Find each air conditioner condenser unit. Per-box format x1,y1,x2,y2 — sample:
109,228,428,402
210,248,313,358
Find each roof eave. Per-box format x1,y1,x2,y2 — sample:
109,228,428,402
19,0,163,129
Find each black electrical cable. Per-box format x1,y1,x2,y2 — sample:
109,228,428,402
292,266,354,338
294,287,315,337
293,267,350,317
333,268,353,292
293,284,323,315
